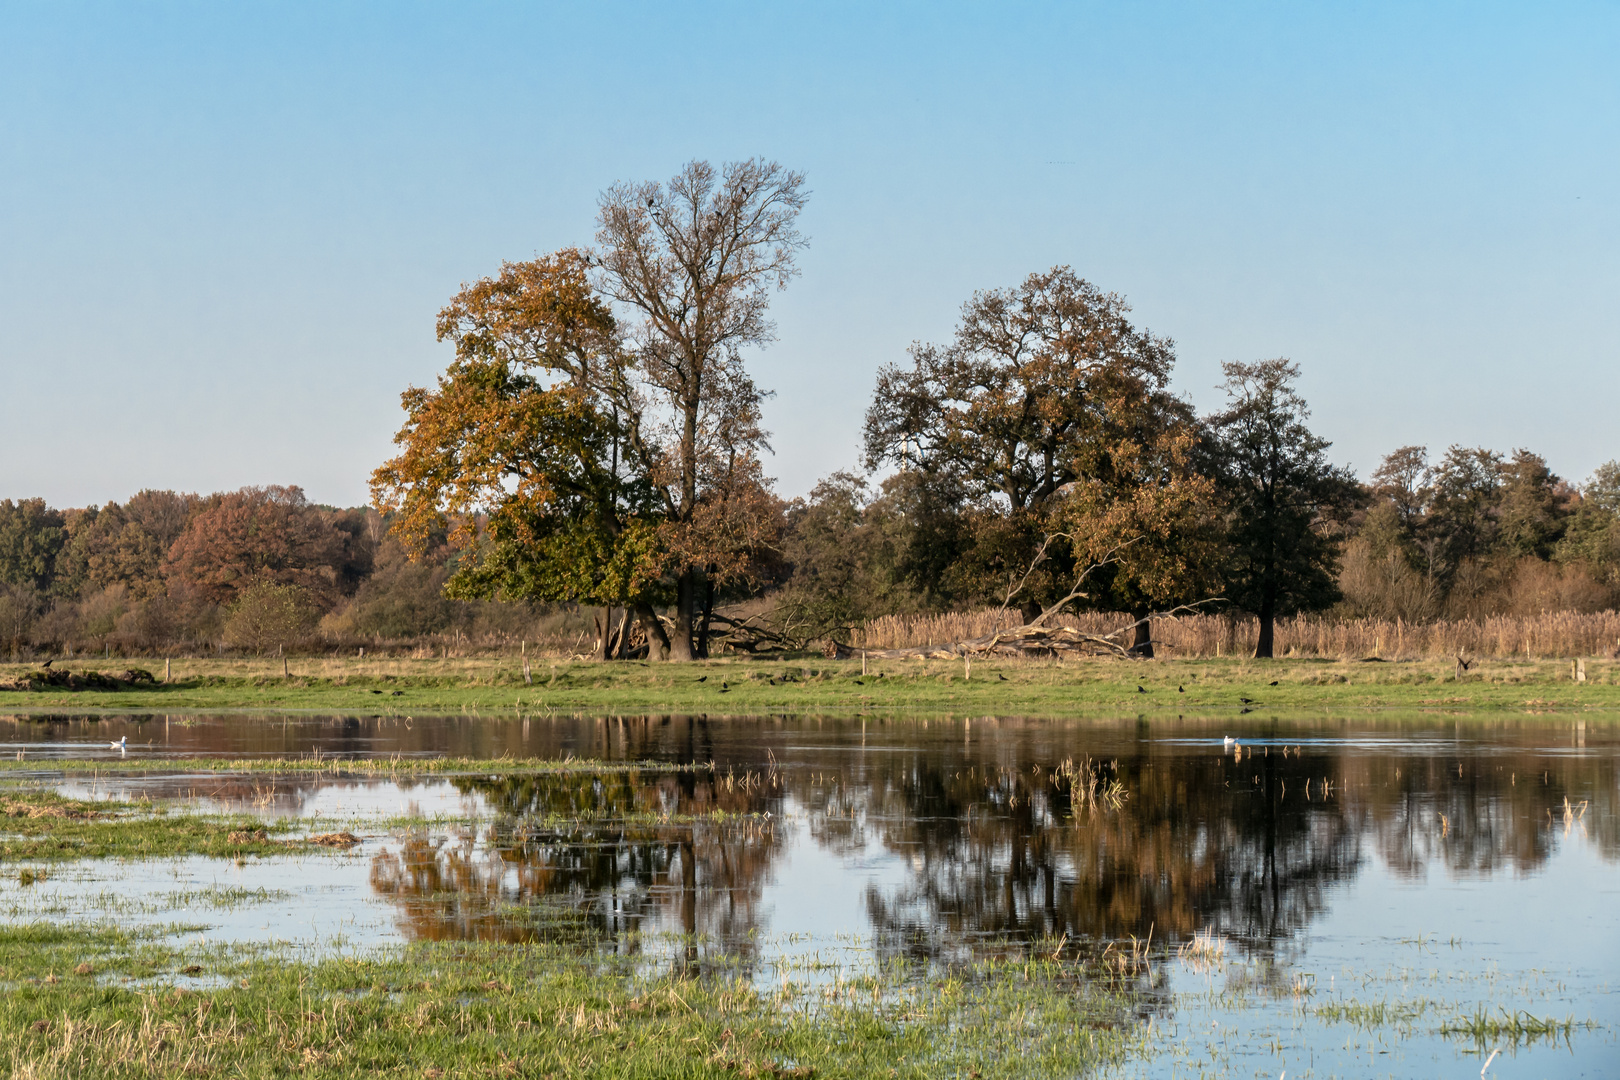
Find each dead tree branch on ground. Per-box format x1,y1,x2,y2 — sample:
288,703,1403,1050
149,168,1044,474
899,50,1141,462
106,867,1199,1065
833,533,1220,660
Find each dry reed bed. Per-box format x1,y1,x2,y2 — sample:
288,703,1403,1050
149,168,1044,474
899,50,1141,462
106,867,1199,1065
853,609,1620,660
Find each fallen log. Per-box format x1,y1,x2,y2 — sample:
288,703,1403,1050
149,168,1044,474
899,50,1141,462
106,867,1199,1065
703,611,798,654
829,625,1134,660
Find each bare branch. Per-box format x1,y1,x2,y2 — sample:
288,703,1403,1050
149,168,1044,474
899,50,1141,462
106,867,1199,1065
1027,535,1143,628
843,597,1225,661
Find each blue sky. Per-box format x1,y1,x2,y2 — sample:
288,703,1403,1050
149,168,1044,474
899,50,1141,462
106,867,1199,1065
2,2,1616,508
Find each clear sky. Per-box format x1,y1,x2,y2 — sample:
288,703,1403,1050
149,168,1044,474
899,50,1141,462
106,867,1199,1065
3,2,1616,509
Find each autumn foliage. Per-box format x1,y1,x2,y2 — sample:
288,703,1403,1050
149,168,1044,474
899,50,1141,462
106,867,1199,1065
372,161,802,662
165,486,369,609
370,250,667,636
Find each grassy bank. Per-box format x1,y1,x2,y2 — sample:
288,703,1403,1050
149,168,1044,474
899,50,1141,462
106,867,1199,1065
1,655,1618,715
0,924,1141,1079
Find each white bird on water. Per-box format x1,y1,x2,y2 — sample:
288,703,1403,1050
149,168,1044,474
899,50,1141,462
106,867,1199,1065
110,736,126,751
1223,736,1238,749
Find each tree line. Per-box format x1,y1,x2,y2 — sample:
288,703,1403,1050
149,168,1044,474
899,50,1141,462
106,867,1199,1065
4,158,1617,661
0,486,539,657
369,158,1620,660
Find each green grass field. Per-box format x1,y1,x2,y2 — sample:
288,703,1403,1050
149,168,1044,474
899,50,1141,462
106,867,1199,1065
0,923,1143,1080
1,654,1617,715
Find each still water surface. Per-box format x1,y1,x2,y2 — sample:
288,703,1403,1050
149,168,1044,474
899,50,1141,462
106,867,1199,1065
2,711,1616,1077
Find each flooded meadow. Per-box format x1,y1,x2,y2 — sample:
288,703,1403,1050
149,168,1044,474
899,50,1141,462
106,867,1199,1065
1,710,1616,1078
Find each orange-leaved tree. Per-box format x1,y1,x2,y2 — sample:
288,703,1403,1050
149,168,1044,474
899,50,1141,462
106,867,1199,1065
370,249,674,654
375,160,802,664
164,486,364,609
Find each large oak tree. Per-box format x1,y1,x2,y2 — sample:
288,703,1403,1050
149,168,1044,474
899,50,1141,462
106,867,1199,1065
863,267,1216,651
372,190,792,662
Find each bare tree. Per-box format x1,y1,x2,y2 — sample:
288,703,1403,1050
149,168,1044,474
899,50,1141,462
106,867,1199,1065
593,159,809,660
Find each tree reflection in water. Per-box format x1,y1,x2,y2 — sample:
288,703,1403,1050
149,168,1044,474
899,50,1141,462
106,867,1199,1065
846,749,1360,965
831,729,1619,966
369,767,784,975
355,717,1619,976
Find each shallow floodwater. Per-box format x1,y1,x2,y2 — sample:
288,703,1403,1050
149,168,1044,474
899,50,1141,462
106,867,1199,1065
2,711,1617,1077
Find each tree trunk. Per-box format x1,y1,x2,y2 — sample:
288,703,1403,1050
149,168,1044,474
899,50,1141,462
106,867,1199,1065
668,569,698,661
1254,593,1276,658
1129,609,1154,659
612,608,631,659
597,606,613,661
636,603,671,661
696,575,716,659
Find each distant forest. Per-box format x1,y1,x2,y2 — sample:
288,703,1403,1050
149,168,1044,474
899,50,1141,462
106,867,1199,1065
0,439,1616,660
0,485,539,657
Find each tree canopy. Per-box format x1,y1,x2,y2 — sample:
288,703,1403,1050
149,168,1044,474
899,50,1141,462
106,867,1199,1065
371,249,669,647
0,499,65,593
863,267,1217,646
371,211,794,663
165,486,367,609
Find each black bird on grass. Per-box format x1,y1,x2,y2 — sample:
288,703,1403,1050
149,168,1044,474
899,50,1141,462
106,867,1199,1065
1269,680,1279,686
997,673,1008,681
1136,686,1147,694
1239,696,1255,705
41,659,52,669
696,676,707,682
1178,685,1185,693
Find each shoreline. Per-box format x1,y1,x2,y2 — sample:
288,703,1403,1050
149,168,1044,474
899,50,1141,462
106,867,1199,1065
0,655,1616,716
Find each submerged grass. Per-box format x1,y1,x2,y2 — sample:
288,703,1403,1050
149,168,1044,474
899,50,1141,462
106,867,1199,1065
0,924,1144,1079
2,655,1618,715
1438,1005,1594,1050
2,884,292,921
1314,998,1436,1031
0,792,345,862
1172,942,1611,1070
